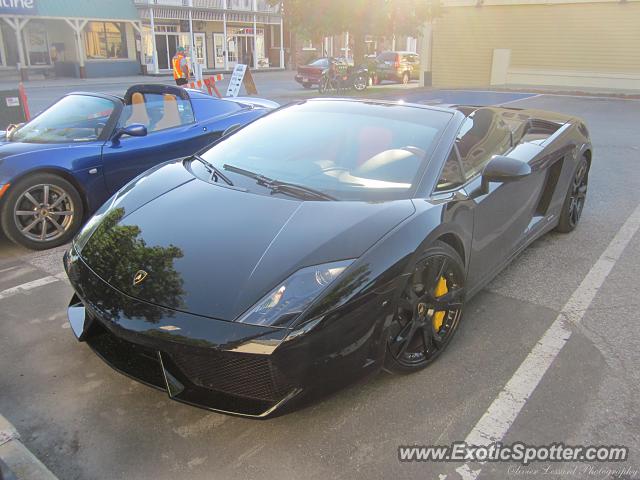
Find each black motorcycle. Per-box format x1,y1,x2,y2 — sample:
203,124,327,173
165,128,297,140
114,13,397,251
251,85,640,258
318,62,369,95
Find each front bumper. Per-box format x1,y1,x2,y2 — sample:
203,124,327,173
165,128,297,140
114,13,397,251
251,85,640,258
64,245,390,417
64,249,302,418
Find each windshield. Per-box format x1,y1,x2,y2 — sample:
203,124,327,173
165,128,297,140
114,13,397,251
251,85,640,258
11,94,116,144
199,100,452,201
309,58,329,68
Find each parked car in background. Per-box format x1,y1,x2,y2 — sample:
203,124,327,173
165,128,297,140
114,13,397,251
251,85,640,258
0,84,277,250
295,57,351,89
374,51,420,84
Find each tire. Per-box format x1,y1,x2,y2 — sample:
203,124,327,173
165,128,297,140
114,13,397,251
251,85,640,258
556,155,589,233
1,172,84,250
302,82,312,89
384,241,465,374
318,77,328,94
401,72,410,85
353,74,367,91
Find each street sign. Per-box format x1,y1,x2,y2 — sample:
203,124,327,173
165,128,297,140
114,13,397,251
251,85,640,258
226,64,246,97
0,0,38,15
225,64,258,97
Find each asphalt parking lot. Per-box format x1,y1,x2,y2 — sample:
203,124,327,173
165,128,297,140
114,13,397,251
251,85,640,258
1,88,639,480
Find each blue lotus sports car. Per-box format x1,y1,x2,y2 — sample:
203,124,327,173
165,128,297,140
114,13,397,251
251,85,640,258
0,84,276,249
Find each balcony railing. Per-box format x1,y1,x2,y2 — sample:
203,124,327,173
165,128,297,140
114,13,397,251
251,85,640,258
134,0,281,13
192,0,225,9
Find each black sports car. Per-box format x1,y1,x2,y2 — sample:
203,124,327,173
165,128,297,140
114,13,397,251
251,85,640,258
64,99,591,417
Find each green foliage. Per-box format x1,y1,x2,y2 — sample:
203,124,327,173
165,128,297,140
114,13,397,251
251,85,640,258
269,0,442,62
269,1,443,36
82,207,185,323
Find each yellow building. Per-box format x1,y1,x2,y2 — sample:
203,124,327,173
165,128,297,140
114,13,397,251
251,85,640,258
423,0,640,91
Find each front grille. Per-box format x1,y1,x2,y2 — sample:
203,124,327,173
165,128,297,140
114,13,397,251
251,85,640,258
86,323,166,390
170,351,292,402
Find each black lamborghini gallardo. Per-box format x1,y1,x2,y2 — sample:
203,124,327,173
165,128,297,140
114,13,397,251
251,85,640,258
64,99,591,417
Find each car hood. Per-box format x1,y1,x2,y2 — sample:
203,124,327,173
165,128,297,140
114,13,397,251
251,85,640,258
79,171,415,322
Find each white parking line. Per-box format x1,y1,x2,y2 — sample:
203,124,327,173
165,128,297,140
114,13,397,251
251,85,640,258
454,202,640,479
0,265,21,274
0,272,68,301
498,94,543,106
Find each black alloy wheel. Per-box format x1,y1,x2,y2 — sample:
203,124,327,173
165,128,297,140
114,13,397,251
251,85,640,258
556,156,589,233
385,241,465,373
1,172,83,250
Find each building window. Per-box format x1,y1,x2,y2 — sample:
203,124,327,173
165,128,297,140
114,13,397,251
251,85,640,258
302,39,316,51
229,0,252,10
270,25,281,49
84,22,128,59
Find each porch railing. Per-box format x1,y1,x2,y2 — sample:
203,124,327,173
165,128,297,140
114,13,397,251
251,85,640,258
134,0,281,13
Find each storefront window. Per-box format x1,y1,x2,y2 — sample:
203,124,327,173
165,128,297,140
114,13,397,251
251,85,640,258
229,0,252,10
84,22,128,59
25,23,50,65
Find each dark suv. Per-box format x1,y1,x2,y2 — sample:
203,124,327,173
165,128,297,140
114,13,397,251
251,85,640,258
374,51,420,84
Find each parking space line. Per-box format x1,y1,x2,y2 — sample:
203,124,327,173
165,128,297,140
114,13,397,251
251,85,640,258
0,273,67,301
0,266,21,274
498,94,544,106
454,202,640,480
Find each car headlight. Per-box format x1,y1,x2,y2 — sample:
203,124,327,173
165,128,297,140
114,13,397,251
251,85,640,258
236,259,354,327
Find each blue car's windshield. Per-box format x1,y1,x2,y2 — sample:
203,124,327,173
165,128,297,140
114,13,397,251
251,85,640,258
200,100,452,201
11,94,116,144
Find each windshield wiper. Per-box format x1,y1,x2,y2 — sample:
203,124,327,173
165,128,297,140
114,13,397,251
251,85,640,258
223,164,336,201
190,154,234,186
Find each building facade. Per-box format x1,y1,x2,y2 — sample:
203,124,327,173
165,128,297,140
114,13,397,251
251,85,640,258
423,0,640,91
0,0,142,78
135,0,285,73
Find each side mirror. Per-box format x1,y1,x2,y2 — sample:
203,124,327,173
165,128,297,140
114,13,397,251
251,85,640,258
222,123,241,137
480,155,531,194
112,123,147,143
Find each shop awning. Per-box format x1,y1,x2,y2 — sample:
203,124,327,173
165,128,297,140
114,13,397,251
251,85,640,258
31,0,140,21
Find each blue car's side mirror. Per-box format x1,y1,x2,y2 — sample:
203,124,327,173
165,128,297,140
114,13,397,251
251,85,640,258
112,123,147,144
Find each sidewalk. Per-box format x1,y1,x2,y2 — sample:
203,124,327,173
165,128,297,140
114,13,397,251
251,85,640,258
0,68,290,91
0,414,57,480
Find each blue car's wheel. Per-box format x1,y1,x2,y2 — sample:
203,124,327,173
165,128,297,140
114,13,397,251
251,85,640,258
1,173,83,250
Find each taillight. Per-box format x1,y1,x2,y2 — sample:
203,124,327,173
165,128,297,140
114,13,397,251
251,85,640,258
394,54,400,68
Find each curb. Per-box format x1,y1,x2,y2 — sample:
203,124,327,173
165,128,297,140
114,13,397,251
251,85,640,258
0,415,57,480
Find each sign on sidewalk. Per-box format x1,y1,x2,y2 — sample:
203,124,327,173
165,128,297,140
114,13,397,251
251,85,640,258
226,64,258,97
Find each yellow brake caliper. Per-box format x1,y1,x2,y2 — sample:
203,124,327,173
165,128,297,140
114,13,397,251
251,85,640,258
432,276,448,332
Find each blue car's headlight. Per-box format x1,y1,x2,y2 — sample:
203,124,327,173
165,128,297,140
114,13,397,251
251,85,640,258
236,259,354,327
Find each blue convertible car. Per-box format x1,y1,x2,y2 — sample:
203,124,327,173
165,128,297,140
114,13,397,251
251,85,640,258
0,84,277,249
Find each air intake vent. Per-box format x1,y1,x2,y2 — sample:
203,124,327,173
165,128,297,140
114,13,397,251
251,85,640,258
170,351,292,402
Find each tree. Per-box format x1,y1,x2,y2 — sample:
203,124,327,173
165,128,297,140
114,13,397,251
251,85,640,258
271,0,442,64
270,0,347,65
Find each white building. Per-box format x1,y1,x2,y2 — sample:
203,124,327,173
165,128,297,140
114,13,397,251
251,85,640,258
135,0,285,73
